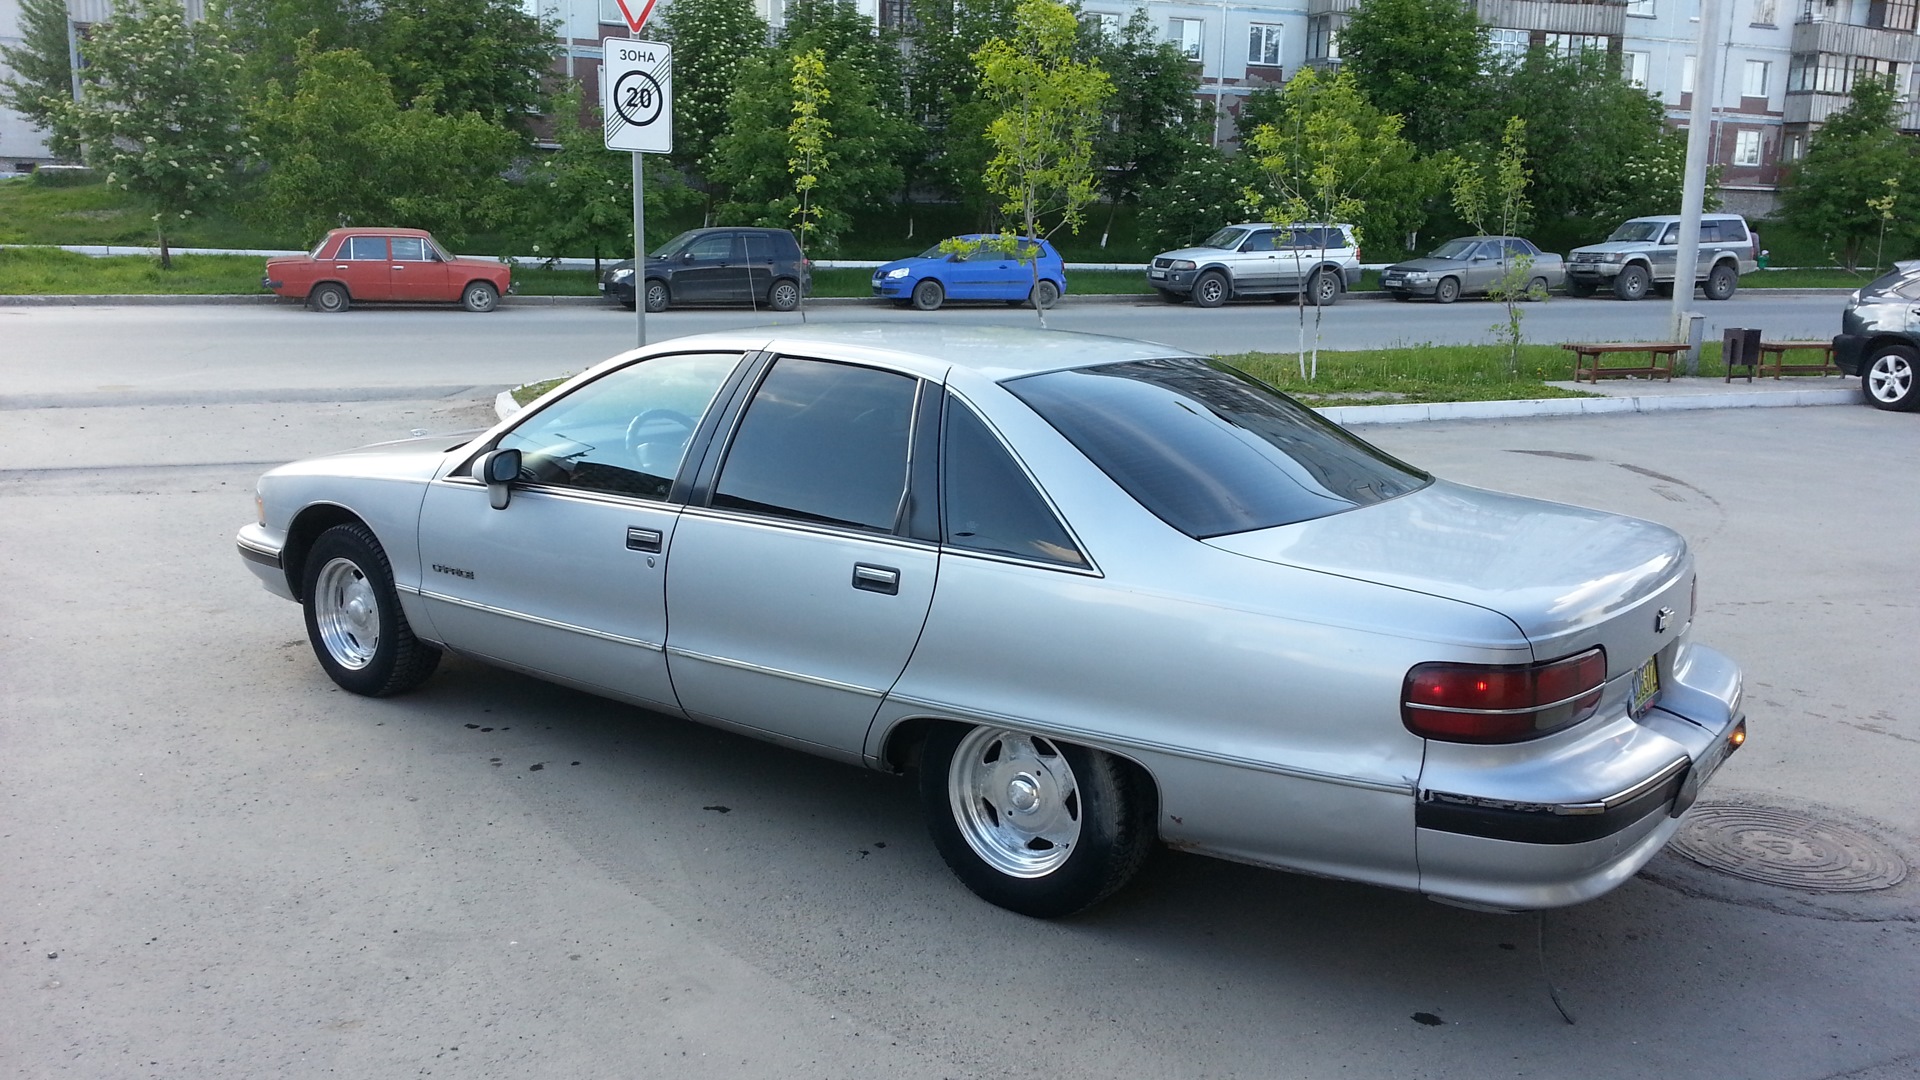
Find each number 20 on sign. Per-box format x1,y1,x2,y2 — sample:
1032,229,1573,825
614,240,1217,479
602,39,672,154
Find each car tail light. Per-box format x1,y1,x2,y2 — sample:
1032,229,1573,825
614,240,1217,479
1402,648,1606,743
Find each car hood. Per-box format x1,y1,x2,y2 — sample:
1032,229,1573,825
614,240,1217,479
1570,241,1645,256
1383,256,1470,273
1204,479,1688,658
1155,245,1236,262
876,254,941,275
269,432,482,484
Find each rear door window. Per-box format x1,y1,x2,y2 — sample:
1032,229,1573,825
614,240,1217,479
743,233,775,261
342,236,387,260
712,358,921,533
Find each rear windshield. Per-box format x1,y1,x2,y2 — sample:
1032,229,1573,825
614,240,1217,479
1005,358,1430,538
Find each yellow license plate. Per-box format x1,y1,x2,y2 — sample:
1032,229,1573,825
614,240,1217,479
1632,659,1661,716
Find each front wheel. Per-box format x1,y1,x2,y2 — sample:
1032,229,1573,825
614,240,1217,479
1864,344,1920,411
1029,279,1060,309
911,278,945,311
920,723,1155,918
643,280,669,313
1192,271,1228,308
1433,276,1461,304
302,523,440,696
461,281,499,312
1612,265,1651,301
1703,263,1739,301
1307,268,1341,306
767,278,801,311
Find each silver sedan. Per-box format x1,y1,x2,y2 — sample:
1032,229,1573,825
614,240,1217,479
237,325,1746,917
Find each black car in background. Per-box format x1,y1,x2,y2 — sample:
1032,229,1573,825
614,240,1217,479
1834,264,1920,411
601,227,811,312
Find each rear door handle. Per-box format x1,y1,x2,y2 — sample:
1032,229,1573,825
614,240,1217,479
851,564,899,595
626,527,663,553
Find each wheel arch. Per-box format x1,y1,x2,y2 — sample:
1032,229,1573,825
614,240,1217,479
282,502,374,601
877,714,1164,827
309,277,351,299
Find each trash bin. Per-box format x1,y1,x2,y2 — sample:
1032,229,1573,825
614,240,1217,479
1723,327,1761,382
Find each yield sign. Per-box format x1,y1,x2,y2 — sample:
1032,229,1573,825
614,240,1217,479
613,0,656,34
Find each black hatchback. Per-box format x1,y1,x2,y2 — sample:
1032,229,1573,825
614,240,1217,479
600,227,812,313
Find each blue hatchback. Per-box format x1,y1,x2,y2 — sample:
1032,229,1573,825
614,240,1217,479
871,234,1068,311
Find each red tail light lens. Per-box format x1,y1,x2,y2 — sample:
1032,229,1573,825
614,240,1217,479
1402,648,1607,743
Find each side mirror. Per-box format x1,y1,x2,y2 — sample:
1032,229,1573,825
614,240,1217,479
679,251,695,263
475,448,521,509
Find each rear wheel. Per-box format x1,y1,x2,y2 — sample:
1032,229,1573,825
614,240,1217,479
767,278,801,311
1703,263,1739,301
1434,276,1461,304
1192,270,1228,308
308,282,349,313
1029,279,1060,309
919,723,1155,918
643,280,669,313
461,281,498,312
1525,277,1549,301
302,523,440,696
1307,268,1341,306
1612,264,1651,301
1864,344,1920,411
911,278,945,311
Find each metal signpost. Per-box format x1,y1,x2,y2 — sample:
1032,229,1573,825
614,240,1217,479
602,0,670,347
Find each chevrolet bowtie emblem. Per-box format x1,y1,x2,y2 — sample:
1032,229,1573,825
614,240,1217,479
1655,607,1676,633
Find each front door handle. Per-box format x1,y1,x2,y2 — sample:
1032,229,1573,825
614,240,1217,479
626,527,663,553
851,564,899,595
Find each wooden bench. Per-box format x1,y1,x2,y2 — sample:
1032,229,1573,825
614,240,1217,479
1758,339,1841,378
1563,342,1686,383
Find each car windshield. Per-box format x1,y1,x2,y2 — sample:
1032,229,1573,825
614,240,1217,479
1428,239,1479,259
651,230,701,259
1005,358,1431,538
1607,221,1668,242
1200,227,1251,250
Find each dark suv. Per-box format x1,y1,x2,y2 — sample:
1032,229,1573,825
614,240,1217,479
1833,264,1920,411
601,227,811,312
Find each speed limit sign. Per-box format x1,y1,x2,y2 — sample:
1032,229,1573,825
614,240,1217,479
602,39,671,154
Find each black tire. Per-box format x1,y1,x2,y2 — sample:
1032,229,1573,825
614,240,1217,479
1029,279,1060,309
767,278,801,311
1434,276,1461,304
643,279,669,313
1703,263,1738,301
301,523,440,697
1525,277,1549,301
919,723,1155,918
308,282,349,313
1155,288,1185,304
1192,270,1229,308
911,278,945,311
1566,279,1597,298
1612,264,1651,301
1307,268,1341,306
461,280,499,312
1863,344,1920,411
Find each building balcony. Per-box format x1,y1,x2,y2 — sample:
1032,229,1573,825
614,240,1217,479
1790,18,1920,62
1787,89,1920,128
1477,0,1627,35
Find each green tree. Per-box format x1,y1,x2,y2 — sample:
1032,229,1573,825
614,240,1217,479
48,0,250,267
1780,75,1920,270
1335,0,1488,154
0,0,79,159
787,48,832,255
660,0,769,189
366,0,557,132
971,0,1112,241
1082,10,1204,245
521,82,692,270
900,0,1018,208
1135,140,1259,253
249,44,520,243
213,0,376,99
1450,118,1537,372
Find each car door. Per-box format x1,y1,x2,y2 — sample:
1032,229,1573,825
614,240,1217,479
1466,240,1502,293
1653,223,1681,281
1235,228,1281,291
334,235,392,301
943,246,994,300
413,351,747,711
663,354,939,756
670,232,743,303
388,235,453,301
740,232,777,302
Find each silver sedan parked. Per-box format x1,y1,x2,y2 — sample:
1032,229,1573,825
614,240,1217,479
237,325,1746,917
1379,235,1566,303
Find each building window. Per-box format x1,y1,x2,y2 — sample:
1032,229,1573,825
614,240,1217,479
1624,51,1650,88
1306,15,1339,60
1169,17,1204,60
1486,27,1529,63
1081,10,1121,37
1872,0,1918,30
879,0,909,28
599,0,622,23
1248,23,1283,66
1733,130,1763,166
1627,0,1655,14
1753,0,1777,23
1744,59,1770,97
1544,33,1607,57
1785,133,1805,159
1683,54,1697,94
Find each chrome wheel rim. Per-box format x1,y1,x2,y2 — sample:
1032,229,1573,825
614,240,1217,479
314,557,380,670
771,282,799,309
1198,276,1223,303
1869,355,1913,403
1317,273,1339,302
948,727,1081,878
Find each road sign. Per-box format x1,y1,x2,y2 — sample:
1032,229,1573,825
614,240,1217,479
613,0,657,35
602,39,671,155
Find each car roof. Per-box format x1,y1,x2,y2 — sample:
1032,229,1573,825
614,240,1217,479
1622,214,1745,223
327,227,433,237
635,324,1188,383
1227,221,1352,230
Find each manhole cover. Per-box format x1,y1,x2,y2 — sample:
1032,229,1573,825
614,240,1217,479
1672,805,1908,892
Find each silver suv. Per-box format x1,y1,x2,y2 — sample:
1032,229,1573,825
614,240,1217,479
1566,213,1760,301
1149,222,1361,308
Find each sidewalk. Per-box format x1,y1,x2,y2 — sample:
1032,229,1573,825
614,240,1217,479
1316,370,1858,426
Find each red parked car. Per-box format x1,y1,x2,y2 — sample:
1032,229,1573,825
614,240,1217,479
263,228,512,313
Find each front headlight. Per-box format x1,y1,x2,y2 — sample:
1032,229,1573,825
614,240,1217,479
1602,253,1626,263
885,267,911,279
1404,272,1428,282
611,267,634,281
1171,259,1196,271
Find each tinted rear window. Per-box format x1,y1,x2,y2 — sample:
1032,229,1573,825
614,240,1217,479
1005,358,1430,538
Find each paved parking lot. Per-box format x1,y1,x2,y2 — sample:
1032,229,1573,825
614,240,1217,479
1,317,1915,1079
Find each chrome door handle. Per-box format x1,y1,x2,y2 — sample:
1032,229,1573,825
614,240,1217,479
626,527,663,553
851,564,899,595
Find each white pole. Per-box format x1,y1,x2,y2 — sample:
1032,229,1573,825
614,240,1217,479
634,152,646,347
1671,0,1724,367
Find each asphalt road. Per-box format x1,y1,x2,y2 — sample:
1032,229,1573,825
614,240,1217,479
0,289,1846,401
2,310,1916,1080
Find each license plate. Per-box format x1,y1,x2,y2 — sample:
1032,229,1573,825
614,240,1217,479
1632,658,1661,717
1148,269,1165,279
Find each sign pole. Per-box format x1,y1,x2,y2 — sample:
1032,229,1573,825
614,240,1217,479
633,152,645,348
